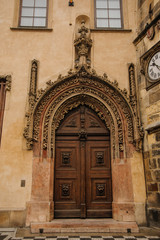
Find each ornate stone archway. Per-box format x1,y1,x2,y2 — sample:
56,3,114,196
24,65,143,226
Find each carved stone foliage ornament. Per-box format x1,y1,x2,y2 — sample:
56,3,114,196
23,62,142,157
23,23,141,153
128,64,143,149
0,75,12,91
141,42,160,90
23,60,38,149
29,60,38,110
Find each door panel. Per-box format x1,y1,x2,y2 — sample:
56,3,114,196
54,141,81,218
54,106,112,218
86,140,112,218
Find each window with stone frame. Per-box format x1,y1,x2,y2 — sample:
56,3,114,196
19,0,48,27
95,0,122,28
0,79,6,145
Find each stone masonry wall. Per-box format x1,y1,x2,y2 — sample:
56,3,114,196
144,131,160,227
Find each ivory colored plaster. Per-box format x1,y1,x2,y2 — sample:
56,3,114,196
0,0,150,227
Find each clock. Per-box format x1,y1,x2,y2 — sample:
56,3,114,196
148,51,160,81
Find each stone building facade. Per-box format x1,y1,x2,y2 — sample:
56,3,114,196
135,0,160,228
0,0,159,230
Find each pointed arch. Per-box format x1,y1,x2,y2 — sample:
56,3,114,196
24,66,142,157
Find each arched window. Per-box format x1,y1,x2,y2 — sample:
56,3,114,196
95,0,122,28
19,0,48,27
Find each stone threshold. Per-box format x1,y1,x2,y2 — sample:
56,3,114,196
31,219,139,234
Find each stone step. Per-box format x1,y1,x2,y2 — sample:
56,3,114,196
31,219,139,234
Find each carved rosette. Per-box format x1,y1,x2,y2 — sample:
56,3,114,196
24,65,141,157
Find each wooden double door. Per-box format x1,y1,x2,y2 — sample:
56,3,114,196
54,106,112,218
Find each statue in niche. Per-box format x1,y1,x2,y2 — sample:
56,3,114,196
74,20,92,68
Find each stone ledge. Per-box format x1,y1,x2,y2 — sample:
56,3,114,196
31,219,139,233
145,122,160,134
10,27,53,31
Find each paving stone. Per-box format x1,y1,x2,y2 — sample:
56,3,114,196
0,236,8,240
1,233,160,240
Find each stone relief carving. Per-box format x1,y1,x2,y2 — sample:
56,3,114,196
23,60,38,149
128,63,144,149
29,60,38,110
23,64,141,154
0,75,12,91
74,20,92,68
23,22,142,154
157,20,160,30
5,75,12,91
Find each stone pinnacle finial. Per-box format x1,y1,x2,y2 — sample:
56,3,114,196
74,20,92,68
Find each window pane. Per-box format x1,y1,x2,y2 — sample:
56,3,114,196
34,17,46,26
109,19,121,28
22,0,34,7
35,0,47,7
97,19,108,28
96,0,107,8
21,8,34,17
108,0,120,8
20,17,33,26
35,8,47,17
96,9,108,18
109,9,121,18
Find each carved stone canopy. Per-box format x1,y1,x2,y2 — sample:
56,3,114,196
24,65,143,156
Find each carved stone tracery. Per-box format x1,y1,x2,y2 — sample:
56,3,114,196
23,64,142,155
24,22,142,153
128,63,144,149
23,60,38,150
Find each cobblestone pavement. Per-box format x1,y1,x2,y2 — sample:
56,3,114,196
1,233,160,240
0,229,160,240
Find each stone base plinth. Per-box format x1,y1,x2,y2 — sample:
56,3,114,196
112,202,135,222
26,201,54,227
31,219,139,233
0,209,26,227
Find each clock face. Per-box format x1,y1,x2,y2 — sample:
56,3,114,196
148,51,160,81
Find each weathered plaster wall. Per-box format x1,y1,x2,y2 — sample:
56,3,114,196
0,0,147,227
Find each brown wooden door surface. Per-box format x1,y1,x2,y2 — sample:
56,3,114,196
54,106,112,218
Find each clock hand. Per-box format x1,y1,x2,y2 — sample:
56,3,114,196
151,62,160,70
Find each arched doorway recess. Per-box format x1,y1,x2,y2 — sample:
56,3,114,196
55,105,112,218
24,66,143,225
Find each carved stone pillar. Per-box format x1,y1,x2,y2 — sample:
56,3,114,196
29,60,38,110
